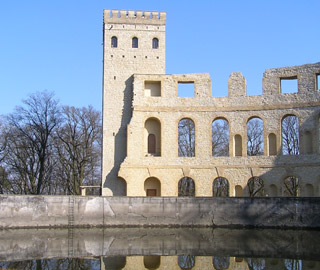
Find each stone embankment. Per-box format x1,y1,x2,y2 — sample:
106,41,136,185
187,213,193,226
0,195,319,229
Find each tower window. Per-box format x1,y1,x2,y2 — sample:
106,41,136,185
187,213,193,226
132,37,138,48
152,38,159,49
111,36,117,48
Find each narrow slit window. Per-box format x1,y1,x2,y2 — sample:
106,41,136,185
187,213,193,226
132,37,138,48
280,77,298,93
317,74,320,90
178,82,195,97
152,38,159,49
111,36,117,48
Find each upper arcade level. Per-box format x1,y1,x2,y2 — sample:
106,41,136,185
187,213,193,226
132,62,320,110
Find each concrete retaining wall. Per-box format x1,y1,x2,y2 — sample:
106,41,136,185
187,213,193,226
0,195,319,229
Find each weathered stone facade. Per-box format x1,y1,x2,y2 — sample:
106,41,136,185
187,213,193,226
102,9,320,197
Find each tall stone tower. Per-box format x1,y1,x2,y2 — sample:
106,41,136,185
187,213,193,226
102,10,166,195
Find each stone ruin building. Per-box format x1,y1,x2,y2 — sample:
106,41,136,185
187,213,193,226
101,9,320,197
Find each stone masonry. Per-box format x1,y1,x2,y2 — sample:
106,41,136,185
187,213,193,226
102,9,320,197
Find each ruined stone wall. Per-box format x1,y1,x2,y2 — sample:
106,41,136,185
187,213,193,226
119,62,320,197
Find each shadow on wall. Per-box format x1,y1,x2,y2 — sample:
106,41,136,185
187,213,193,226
104,76,133,196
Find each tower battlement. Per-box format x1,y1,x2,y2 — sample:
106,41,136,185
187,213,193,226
104,9,166,25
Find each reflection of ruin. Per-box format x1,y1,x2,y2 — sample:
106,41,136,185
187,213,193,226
100,256,320,270
102,9,320,197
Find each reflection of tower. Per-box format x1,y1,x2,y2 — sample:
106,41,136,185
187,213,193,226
102,10,166,195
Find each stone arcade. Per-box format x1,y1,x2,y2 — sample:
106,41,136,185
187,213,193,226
102,9,320,197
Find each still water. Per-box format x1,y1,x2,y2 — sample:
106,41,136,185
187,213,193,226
0,228,319,269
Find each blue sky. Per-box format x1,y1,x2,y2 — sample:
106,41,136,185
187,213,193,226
0,0,319,114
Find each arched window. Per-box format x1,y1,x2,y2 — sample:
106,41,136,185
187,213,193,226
178,118,195,157
144,256,160,269
305,184,314,197
269,184,278,197
178,255,195,270
152,38,159,49
212,177,229,197
283,176,300,197
132,37,138,48
113,177,127,196
178,177,195,197
247,117,264,156
247,177,265,197
282,115,299,155
212,118,229,156
144,177,161,197
212,257,230,270
144,118,161,156
103,256,126,269
111,36,118,48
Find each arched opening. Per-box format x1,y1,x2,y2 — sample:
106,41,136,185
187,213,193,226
304,131,313,154
268,133,277,156
247,177,265,197
282,115,299,155
284,259,302,270
178,177,195,197
283,176,300,197
144,177,161,197
269,184,278,197
246,258,266,270
111,36,118,48
113,177,127,196
103,256,126,269
178,255,195,270
145,118,161,156
212,177,229,197
212,256,230,270
212,118,229,156
234,135,242,156
305,184,314,197
178,118,195,157
247,117,264,156
235,185,243,197
144,256,161,270
152,38,159,49
132,37,138,48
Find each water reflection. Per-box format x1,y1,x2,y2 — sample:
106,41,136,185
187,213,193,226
0,228,319,269
0,257,319,270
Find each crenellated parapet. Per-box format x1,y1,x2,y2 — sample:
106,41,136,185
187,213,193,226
104,9,166,25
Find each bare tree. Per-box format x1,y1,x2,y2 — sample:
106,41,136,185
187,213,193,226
283,176,299,197
178,255,195,269
282,115,299,155
2,91,60,194
55,106,101,195
178,177,195,197
212,119,229,156
212,177,229,197
247,177,265,197
212,257,230,270
247,118,264,156
178,118,195,157
0,118,7,163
